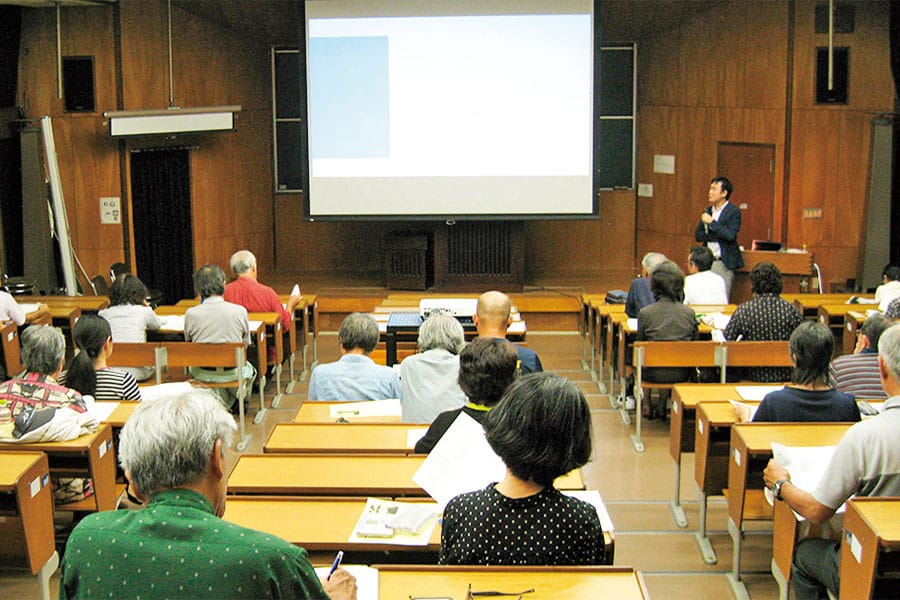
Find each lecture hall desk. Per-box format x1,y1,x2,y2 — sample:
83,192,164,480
14,294,110,314
373,565,647,600
228,454,584,497
280,293,318,373
293,401,402,424
844,309,869,356
788,293,873,319
263,422,427,454
223,496,441,554
725,422,853,597
840,497,900,599
0,451,56,597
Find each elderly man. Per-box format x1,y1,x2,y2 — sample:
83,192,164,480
683,246,727,305
224,249,302,347
184,264,256,408
625,252,667,318
59,390,356,599
0,325,85,418
763,323,900,600
474,290,542,374
400,314,467,423
308,312,401,400
829,313,892,399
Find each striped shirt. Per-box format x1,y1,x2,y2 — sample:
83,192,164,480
58,368,141,401
829,352,887,399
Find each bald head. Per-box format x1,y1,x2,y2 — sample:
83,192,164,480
475,290,512,337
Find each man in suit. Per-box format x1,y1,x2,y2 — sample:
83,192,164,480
695,176,743,300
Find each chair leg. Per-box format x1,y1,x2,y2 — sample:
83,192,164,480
630,385,644,452
37,551,59,600
271,362,284,408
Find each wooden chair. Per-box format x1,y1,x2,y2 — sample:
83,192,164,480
105,342,163,385
157,341,252,451
1,320,25,379
717,340,792,381
631,341,721,452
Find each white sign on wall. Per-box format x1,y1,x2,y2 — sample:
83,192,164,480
100,197,121,224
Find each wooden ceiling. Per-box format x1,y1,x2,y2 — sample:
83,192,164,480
171,0,723,48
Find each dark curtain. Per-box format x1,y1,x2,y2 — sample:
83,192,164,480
130,149,193,305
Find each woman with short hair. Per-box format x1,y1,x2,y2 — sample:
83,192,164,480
753,321,860,422
439,372,606,565
98,274,160,381
400,314,467,423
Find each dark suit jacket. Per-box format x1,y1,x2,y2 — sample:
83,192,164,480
695,202,744,270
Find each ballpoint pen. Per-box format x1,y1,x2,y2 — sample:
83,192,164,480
326,550,344,581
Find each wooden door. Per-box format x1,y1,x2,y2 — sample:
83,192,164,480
717,143,776,245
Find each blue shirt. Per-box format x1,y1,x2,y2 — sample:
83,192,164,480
308,354,401,401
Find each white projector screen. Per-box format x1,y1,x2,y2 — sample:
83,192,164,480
302,0,599,220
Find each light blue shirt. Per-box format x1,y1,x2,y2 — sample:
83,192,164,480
308,354,401,401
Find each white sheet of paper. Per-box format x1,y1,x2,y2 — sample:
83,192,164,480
563,490,615,532
626,318,638,331
157,315,185,332
290,284,300,297
735,385,782,401
406,429,427,448
348,497,438,546
139,381,196,402
313,565,378,600
728,400,758,423
90,401,120,422
17,303,42,314
413,412,506,507
327,399,402,419
767,443,843,518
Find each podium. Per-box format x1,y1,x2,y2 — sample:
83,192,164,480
732,250,812,305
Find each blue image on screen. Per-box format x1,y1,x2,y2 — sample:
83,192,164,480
309,36,390,159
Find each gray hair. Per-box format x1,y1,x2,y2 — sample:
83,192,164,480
878,323,900,379
418,314,465,354
230,250,256,276
119,389,236,497
193,264,226,299
642,252,668,274
21,325,66,375
339,312,380,353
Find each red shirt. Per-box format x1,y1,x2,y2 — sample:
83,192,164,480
223,276,293,331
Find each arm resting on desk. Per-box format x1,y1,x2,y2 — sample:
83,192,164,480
764,459,836,525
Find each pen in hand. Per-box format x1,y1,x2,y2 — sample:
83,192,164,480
327,550,343,581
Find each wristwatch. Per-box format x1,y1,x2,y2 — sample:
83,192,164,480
772,478,791,501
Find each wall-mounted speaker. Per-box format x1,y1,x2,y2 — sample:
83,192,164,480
62,56,95,112
815,46,849,104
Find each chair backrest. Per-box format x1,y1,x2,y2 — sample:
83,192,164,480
106,342,163,384
90,274,110,295
0,321,24,378
718,341,792,368
158,341,246,369
633,341,721,368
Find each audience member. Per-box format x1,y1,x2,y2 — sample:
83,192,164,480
0,289,46,326
637,262,699,386
59,390,356,599
400,314,467,423
695,176,743,299
875,264,900,311
59,314,141,401
763,323,900,600
724,261,802,382
184,265,256,409
439,372,605,565
885,296,900,320
474,290,542,373
308,312,400,401
415,337,518,454
224,249,301,363
753,321,859,422
0,325,86,418
99,274,161,381
829,313,891,399
683,246,727,305
625,252,667,318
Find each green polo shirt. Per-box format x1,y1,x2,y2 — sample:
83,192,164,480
60,489,327,599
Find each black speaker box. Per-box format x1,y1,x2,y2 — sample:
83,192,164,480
62,56,95,112
815,46,849,104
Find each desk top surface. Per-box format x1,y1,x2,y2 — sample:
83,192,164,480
674,384,782,408
0,451,46,488
733,422,852,451
790,294,873,308
698,400,757,425
375,566,645,599
264,423,427,453
848,498,900,545
15,295,109,310
294,402,403,424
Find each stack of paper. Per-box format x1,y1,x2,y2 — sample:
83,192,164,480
349,497,439,545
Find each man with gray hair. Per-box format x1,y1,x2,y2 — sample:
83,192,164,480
626,252,667,318
0,325,85,419
763,323,900,599
308,312,401,400
400,314,467,423
184,264,256,409
59,390,356,599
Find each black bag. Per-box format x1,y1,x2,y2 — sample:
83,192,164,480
605,290,628,304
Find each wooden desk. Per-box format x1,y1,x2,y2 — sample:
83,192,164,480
293,401,403,424
4,424,118,512
374,565,647,600
248,311,286,407
14,295,109,313
223,496,441,553
0,451,57,598
46,305,80,333
22,303,52,326
790,293,873,319
264,423,427,454
817,304,861,353
280,293,316,381
726,423,852,597
840,497,900,599
228,454,584,497
843,310,868,356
